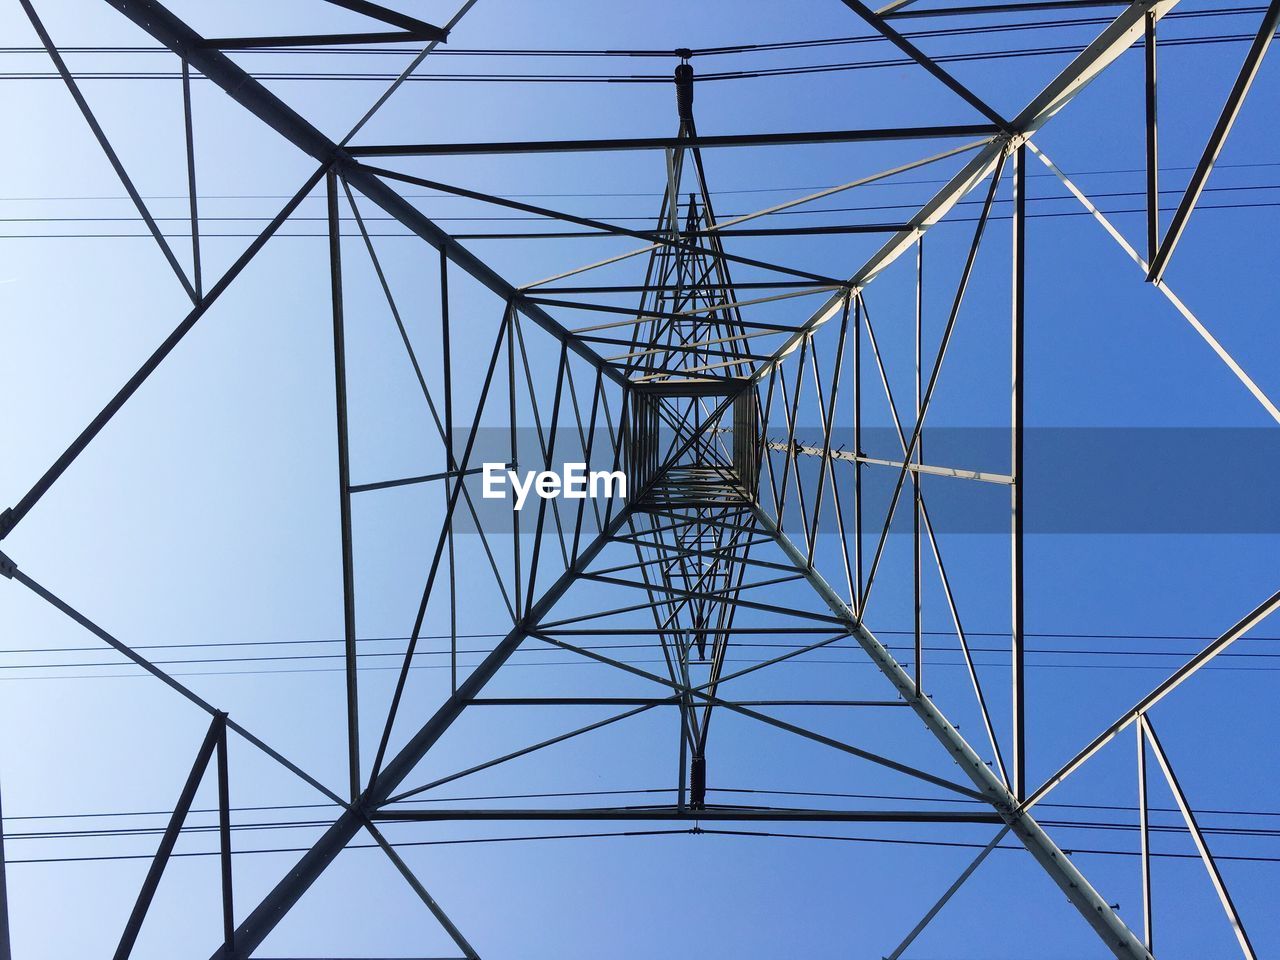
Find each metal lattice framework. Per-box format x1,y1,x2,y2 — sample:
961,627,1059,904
2,0,1279,957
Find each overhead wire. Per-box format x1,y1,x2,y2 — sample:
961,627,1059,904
2,158,1279,204
9,812,1280,844
6,197,1280,239
2,635,1279,684
0,8,1272,84
7,781,1280,867
4,182,1280,226
2,636,1279,670
0,29,1262,84
7,823,1280,867
4,625,1280,657
0,5,1266,60
11,785,1280,828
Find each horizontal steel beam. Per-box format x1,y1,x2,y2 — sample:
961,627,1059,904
201,30,441,49
374,807,1003,823
888,0,1129,16
466,697,908,707
633,379,750,397
346,124,1001,156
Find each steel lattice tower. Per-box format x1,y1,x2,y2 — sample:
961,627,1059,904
2,1,1279,958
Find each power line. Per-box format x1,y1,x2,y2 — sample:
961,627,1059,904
0,29,1271,84
9,811,1280,844
0,6,1263,60
11,785,1280,829
3,626,1277,657
3,181,1279,225
5,786,1279,864
2,829,694,866
712,787,1280,820
696,829,1280,864
3,788,674,823
1,637,1277,672
7,198,1280,240
7,825,1279,867
2,645,1277,685
7,654,1274,683
2,159,1275,204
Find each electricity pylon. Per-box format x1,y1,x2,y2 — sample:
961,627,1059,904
3,2,1278,958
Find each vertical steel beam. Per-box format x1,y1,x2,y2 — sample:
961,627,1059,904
805,295,849,564
853,294,863,614
1011,143,1027,801
328,170,362,802
216,720,235,956
914,238,924,691
1143,11,1159,266
508,301,523,620
807,297,854,602
0,768,11,960
1137,723,1153,953
525,342,569,604
181,59,203,298
1148,0,1280,282
441,249,458,693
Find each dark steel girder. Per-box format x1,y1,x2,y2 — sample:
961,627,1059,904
346,124,1000,156
374,808,1004,823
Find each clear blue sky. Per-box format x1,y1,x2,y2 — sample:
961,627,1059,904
1,1,1278,957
